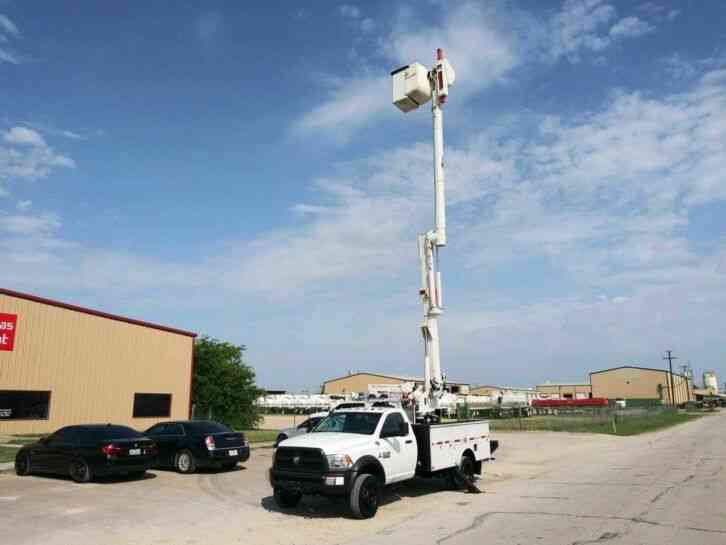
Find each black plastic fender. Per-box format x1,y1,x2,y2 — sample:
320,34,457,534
351,455,387,484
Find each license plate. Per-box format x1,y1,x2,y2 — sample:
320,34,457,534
228,449,238,456
129,448,141,456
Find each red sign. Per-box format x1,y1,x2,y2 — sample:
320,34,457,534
0,313,17,351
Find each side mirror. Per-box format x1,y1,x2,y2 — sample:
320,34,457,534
39,436,49,444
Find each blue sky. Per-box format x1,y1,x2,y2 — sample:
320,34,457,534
2,1,725,391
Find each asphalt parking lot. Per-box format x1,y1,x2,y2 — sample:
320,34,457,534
1,414,725,545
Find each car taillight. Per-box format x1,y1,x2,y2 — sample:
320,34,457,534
205,435,215,451
102,444,122,456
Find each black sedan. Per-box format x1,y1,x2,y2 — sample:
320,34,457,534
15,424,157,483
144,420,249,473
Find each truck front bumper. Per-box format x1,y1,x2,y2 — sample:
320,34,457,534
269,468,356,496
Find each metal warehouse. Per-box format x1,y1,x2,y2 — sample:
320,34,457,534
0,288,196,434
590,365,692,405
321,372,470,395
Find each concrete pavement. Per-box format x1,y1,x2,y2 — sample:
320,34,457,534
353,411,726,545
0,413,722,544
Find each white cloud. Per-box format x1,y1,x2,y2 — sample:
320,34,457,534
292,2,519,138
16,199,32,211
4,126,46,146
546,0,617,61
0,14,19,38
0,211,60,235
0,127,76,191
339,5,361,19
609,16,655,39
0,13,21,64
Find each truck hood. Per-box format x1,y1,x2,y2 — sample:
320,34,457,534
278,432,372,454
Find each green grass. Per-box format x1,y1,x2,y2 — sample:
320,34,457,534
0,446,19,464
242,429,279,443
490,412,703,436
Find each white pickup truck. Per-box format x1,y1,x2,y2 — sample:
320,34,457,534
269,406,498,518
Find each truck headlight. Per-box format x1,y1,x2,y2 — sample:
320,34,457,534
326,454,353,469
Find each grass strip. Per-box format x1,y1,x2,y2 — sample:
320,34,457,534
490,412,703,436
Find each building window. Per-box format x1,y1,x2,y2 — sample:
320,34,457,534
563,393,573,400
133,393,172,418
0,390,51,420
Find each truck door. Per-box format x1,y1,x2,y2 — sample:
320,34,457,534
379,413,417,482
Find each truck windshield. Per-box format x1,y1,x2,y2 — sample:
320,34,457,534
312,412,381,435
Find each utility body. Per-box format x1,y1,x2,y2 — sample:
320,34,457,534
269,407,496,518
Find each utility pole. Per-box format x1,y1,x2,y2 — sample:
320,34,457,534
663,350,678,406
680,363,691,402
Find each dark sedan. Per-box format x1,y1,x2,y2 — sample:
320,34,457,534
145,420,249,473
15,424,157,483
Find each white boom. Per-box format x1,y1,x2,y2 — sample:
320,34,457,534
391,48,456,421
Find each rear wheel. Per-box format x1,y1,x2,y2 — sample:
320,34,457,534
448,454,476,490
69,458,92,483
350,473,380,519
273,487,302,508
15,452,31,476
175,450,196,474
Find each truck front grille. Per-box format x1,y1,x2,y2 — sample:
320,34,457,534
274,447,326,473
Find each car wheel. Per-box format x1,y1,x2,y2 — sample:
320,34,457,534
175,449,197,474
273,487,302,508
350,473,380,519
69,458,92,483
15,452,31,476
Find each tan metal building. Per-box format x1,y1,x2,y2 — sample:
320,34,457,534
590,365,692,405
535,382,592,400
321,372,470,395
0,288,196,434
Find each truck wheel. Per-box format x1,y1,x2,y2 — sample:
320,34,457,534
350,473,380,519
448,454,476,490
274,487,302,508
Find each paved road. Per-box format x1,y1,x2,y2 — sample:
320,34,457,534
354,411,726,545
0,414,723,544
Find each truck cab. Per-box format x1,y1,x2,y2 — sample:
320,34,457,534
270,407,417,518
269,407,493,518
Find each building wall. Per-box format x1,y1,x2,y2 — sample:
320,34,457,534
536,384,592,399
0,293,194,433
590,367,692,405
322,374,405,395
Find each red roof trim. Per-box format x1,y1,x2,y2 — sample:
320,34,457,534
0,287,197,338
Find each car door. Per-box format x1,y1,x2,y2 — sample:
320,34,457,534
146,423,176,466
44,428,76,474
378,413,417,483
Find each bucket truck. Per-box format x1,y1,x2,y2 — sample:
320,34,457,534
269,50,497,519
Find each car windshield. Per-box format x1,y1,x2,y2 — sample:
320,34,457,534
187,421,231,434
312,412,381,435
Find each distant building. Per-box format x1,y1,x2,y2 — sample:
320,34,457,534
590,365,692,405
321,372,470,395
535,382,592,400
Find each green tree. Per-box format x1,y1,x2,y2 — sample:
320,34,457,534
192,336,262,430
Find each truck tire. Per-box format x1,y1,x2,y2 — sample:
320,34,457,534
350,473,380,519
448,454,476,491
274,487,302,508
